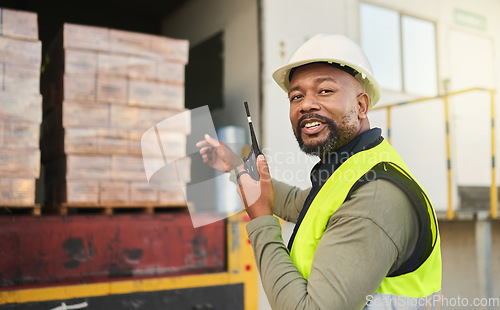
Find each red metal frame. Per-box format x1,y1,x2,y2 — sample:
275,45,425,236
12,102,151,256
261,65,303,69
0,213,226,289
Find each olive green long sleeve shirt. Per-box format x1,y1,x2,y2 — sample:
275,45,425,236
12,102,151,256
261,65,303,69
246,178,419,310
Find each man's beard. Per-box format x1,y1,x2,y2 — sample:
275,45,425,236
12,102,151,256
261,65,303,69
294,113,357,157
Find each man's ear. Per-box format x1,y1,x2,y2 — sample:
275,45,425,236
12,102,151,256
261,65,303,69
357,93,370,120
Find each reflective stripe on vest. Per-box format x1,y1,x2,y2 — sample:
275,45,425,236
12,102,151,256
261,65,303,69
289,139,442,307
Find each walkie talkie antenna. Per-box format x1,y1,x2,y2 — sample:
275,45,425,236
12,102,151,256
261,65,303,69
244,101,262,155
241,102,262,181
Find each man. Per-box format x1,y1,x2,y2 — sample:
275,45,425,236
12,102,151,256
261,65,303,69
198,34,441,309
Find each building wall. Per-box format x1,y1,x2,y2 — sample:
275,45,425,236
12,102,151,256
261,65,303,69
261,0,500,308
261,0,500,211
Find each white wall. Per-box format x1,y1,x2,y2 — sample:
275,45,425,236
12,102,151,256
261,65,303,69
161,0,260,131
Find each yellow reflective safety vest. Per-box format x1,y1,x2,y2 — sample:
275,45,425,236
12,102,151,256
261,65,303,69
290,139,442,309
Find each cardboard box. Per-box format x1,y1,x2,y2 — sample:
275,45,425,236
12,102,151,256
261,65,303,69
128,79,184,109
109,28,189,64
63,154,190,183
42,101,190,131
99,180,130,202
0,92,42,123
0,178,36,205
62,127,185,157
0,62,40,94
59,74,184,109
109,104,190,130
61,23,189,63
61,179,186,204
129,181,159,203
41,107,188,162
64,49,185,83
158,189,186,204
0,36,41,68
0,148,40,178
43,158,189,205
0,119,39,148
60,23,110,52
0,8,38,41
65,179,99,204
40,23,192,207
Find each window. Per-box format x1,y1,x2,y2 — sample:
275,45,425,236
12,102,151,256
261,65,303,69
361,3,438,97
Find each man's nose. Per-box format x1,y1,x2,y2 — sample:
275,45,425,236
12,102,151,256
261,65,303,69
300,96,321,113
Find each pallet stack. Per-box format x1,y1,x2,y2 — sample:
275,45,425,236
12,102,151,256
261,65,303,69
0,8,42,211
41,23,191,214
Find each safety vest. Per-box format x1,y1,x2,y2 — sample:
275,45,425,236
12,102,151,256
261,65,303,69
290,139,442,309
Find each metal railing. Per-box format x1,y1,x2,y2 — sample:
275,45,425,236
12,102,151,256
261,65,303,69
371,87,498,220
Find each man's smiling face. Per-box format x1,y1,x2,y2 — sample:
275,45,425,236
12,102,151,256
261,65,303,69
288,62,370,158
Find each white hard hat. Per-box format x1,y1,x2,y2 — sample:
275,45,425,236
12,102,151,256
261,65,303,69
272,34,381,107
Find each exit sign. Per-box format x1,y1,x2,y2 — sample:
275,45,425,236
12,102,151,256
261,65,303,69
454,8,487,31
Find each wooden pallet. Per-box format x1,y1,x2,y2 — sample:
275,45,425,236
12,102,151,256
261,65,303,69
51,202,189,215
0,204,41,216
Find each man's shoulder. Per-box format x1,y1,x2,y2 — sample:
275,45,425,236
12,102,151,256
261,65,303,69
330,178,418,243
335,179,411,214
329,178,419,271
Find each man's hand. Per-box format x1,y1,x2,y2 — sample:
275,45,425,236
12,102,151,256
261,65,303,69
196,134,240,173
237,155,274,220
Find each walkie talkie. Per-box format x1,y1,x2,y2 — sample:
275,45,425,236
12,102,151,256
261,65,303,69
243,102,262,181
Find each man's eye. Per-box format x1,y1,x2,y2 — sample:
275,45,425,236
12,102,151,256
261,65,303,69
320,89,333,94
290,94,303,101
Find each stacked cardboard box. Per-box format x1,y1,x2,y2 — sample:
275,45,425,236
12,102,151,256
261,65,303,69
0,8,42,206
41,23,191,209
